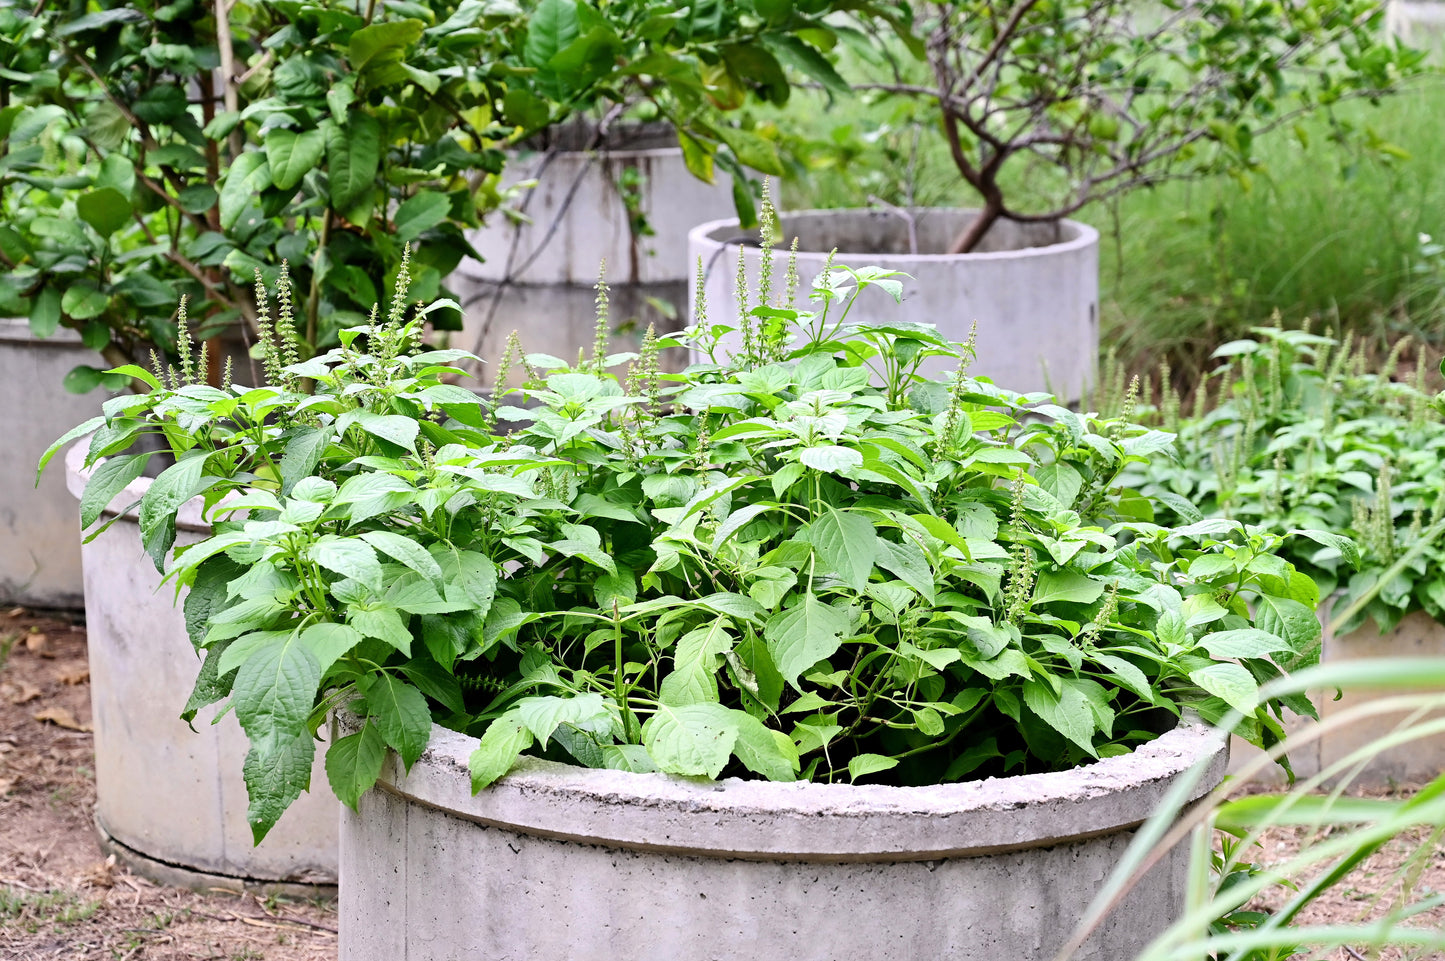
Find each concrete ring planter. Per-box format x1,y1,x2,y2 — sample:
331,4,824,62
1231,601,1445,788
688,208,1100,400
340,715,1225,961
453,134,735,384
64,443,338,895
0,318,113,608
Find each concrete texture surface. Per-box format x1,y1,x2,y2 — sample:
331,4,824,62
65,444,338,888
1228,605,1445,788
0,319,112,608
339,718,1225,961
453,145,734,383
688,208,1100,400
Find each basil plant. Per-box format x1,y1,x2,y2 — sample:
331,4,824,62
47,237,1334,842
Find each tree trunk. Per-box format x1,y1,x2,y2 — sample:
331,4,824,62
948,197,1004,255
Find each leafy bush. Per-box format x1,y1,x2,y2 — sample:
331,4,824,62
1135,327,1444,635
50,232,1328,841
0,0,895,386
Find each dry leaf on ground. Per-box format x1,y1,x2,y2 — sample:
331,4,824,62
57,668,89,686
5,681,41,704
24,633,48,656
32,706,91,732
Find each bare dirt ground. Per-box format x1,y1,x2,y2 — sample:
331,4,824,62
0,609,337,961
2,608,1443,960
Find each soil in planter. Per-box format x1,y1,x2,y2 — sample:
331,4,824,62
0,608,337,961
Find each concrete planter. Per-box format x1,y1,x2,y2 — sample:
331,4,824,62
1388,1,1445,55
1231,607,1445,788
340,716,1224,961
0,319,113,608
453,132,734,383
64,444,338,894
688,208,1100,399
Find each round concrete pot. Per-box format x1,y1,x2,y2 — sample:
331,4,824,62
64,444,338,894
0,319,114,608
340,716,1225,961
688,208,1100,400
1230,601,1445,789
453,132,735,383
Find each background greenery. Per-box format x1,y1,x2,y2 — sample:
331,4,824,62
775,72,1445,384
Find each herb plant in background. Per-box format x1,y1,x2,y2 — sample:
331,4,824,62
50,228,1330,842
0,0,905,389
1135,327,1445,636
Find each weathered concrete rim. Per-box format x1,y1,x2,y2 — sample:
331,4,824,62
367,716,1225,863
95,816,337,899
689,207,1101,265
0,315,85,346
66,440,211,533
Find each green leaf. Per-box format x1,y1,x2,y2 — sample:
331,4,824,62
265,127,326,192
1022,678,1098,755
76,187,132,237
1188,662,1259,714
804,507,878,592
442,550,497,613
340,410,420,452
523,0,580,71
847,753,899,782
642,703,738,778
1032,570,1106,606
764,595,851,689
731,711,798,780
138,453,216,571
312,536,384,592
515,693,609,748
79,453,149,528
360,531,444,589
231,633,322,842
1195,628,1292,660
351,608,413,655
349,19,426,74
799,445,862,473
550,523,616,575
1290,529,1362,570
469,711,533,790
393,190,451,243
218,151,271,231
370,674,432,768
280,427,334,495
327,113,382,214
61,284,109,320
29,286,60,338
180,643,237,726
298,622,363,675
326,719,387,810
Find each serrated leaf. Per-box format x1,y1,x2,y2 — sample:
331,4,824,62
1195,628,1293,660
312,536,383,592
340,410,420,451
764,595,850,689
370,674,432,769
847,753,898,782
1022,677,1098,755
1032,570,1106,606
731,712,798,780
361,531,444,589
231,633,322,842
799,445,862,473
298,621,363,675
469,711,533,791
138,452,216,571
79,454,149,528
350,608,413,655
326,720,386,810
1290,528,1362,570
642,703,738,778
1188,662,1259,714
804,507,877,592
515,693,609,748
